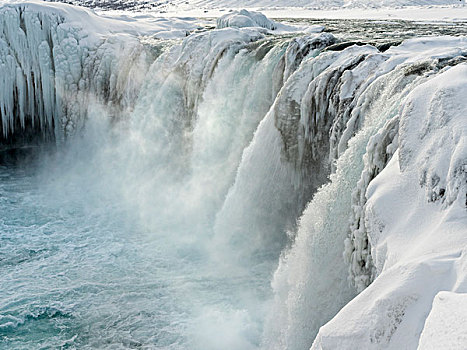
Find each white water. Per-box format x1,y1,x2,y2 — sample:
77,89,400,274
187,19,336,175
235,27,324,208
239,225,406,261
0,17,296,347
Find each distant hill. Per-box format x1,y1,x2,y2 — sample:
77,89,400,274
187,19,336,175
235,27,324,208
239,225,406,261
42,0,466,12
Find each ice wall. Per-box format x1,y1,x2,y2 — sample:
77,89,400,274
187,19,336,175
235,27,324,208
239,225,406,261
0,2,153,147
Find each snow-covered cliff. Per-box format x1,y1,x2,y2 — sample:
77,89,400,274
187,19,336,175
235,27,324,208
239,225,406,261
312,51,467,350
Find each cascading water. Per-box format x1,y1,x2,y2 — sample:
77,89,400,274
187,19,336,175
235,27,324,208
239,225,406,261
1,3,466,350
262,53,433,350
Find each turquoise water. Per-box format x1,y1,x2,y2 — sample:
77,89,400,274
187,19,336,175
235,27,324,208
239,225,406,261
0,157,186,348
0,147,270,349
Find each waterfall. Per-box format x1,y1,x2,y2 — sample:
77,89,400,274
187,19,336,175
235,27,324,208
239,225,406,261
262,38,467,349
1,3,466,349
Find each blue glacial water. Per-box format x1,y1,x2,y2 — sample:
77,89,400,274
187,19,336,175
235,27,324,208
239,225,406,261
0,143,271,349
0,159,184,348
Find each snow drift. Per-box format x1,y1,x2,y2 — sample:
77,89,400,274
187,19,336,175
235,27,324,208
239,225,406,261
217,9,277,30
312,58,467,350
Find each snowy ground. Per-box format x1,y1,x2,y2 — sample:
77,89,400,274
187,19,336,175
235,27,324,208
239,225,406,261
1,0,466,21
144,4,467,22
211,6,467,22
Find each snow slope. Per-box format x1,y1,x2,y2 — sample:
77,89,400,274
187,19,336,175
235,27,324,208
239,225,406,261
174,0,466,10
36,0,466,11
418,292,467,349
312,60,467,350
5,0,465,21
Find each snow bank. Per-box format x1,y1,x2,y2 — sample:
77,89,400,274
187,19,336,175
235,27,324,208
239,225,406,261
216,9,322,33
13,0,467,21
418,292,467,350
217,9,277,30
312,62,467,349
262,35,467,350
44,0,466,12
347,0,465,9
0,1,201,37
345,35,467,292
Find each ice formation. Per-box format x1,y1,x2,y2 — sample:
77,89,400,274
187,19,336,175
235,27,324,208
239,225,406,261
0,2,153,145
0,2,466,349
262,36,467,349
0,1,201,147
217,9,277,30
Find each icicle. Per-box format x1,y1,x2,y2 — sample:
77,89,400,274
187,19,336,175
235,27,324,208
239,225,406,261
0,3,153,145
